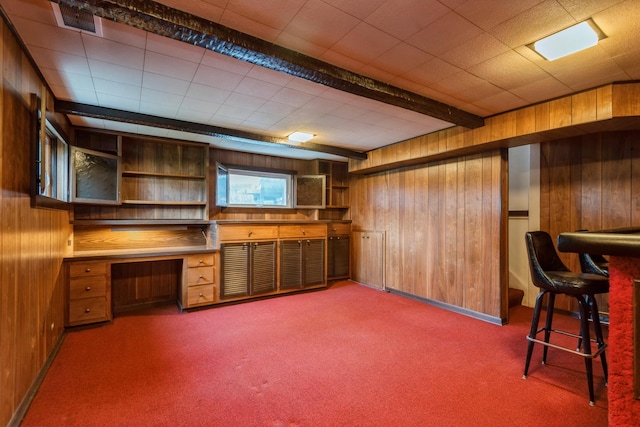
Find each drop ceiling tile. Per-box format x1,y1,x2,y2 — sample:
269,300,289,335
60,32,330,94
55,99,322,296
270,87,316,107
175,107,216,124
257,101,297,117
284,78,328,97
430,71,502,103
323,0,385,20
557,0,627,21
439,32,510,70
144,51,199,81
158,0,226,23
281,0,360,49
40,68,94,91
96,92,140,111
467,50,548,90
139,101,180,118
82,33,145,70
185,83,232,104
407,11,483,56
370,43,432,77
98,18,147,49
29,46,91,75
141,88,185,108
145,33,205,63
489,0,575,48
93,78,141,101
218,9,281,41
224,92,268,111
88,59,143,86
365,0,449,40
404,57,463,87
192,63,245,90
473,90,528,113
246,65,295,87
234,76,283,100
455,0,545,30
142,72,191,96
331,22,400,65
244,111,284,127
11,16,85,56
274,31,328,59
179,96,222,114
510,76,571,103
215,104,256,121
48,84,98,105
223,0,306,32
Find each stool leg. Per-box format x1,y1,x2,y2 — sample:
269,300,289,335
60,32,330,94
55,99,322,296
577,295,596,405
589,295,608,384
542,292,555,364
524,290,546,379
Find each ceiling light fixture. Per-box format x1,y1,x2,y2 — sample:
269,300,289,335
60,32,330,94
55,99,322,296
531,19,605,61
288,132,315,143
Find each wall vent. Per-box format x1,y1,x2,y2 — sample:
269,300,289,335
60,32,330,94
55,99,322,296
51,2,103,36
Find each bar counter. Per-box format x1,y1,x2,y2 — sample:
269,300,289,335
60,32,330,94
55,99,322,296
557,228,640,426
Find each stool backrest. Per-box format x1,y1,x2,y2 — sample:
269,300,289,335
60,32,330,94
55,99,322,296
525,231,570,291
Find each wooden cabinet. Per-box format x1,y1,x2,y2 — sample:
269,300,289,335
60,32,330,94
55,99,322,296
327,222,351,280
279,224,326,290
313,160,349,208
352,230,385,289
220,241,277,300
66,260,111,326
183,253,217,308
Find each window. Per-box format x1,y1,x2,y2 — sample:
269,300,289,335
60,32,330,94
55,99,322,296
216,165,292,208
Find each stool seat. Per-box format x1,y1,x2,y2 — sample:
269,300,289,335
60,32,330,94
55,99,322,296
545,271,609,295
523,231,608,405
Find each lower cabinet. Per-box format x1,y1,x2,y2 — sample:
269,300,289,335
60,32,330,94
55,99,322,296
352,230,385,289
220,241,276,299
280,239,325,289
184,253,217,308
328,235,350,280
66,260,111,327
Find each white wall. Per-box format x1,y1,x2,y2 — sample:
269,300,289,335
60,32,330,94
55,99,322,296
508,145,539,307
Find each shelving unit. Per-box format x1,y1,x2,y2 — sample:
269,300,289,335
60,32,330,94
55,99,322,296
312,160,350,220
72,131,209,222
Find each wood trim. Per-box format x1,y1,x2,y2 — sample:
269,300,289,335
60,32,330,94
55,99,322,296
349,82,640,174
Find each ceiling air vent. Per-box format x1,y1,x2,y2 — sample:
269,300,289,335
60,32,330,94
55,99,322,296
51,2,103,36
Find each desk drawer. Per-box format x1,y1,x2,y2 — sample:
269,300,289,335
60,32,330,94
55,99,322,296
68,297,108,324
328,223,351,236
218,225,278,241
69,261,108,277
187,254,215,268
187,284,215,306
188,266,215,286
69,275,107,299
279,225,326,238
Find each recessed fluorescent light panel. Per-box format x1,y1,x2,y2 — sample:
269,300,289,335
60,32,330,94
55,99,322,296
531,19,605,61
288,132,314,143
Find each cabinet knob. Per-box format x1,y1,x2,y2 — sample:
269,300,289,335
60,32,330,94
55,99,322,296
248,230,253,237
302,229,306,235
84,308,91,313
85,268,91,272
199,275,204,279
85,286,91,291
199,259,204,264
199,292,204,297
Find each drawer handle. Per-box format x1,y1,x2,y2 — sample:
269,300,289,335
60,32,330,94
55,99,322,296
198,292,204,297
199,275,204,279
85,268,91,272
84,308,91,313
199,259,204,264
248,230,253,237
85,286,91,291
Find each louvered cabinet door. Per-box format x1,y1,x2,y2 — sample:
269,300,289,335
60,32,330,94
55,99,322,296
220,243,249,299
328,236,349,280
304,239,325,287
279,240,303,290
250,241,276,295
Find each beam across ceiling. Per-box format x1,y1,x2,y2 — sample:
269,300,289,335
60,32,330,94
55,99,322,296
51,0,485,129
55,100,368,159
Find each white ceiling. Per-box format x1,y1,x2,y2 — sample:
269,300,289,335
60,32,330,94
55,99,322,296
1,0,639,161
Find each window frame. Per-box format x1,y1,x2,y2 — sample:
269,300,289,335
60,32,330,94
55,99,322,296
216,164,293,209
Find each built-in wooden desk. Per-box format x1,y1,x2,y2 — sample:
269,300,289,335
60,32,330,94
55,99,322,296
557,228,640,426
64,247,218,327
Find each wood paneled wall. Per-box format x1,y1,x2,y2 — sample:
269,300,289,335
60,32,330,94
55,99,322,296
0,18,72,426
540,131,640,312
350,150,508,321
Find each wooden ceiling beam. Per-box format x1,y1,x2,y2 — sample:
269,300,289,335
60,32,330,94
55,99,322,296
51,0,484,129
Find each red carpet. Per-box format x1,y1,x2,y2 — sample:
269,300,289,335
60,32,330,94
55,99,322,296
22,281,607,426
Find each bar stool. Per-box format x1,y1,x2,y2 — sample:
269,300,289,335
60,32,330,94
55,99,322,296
523,231,609,405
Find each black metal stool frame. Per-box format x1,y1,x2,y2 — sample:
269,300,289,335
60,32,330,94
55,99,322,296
523,231,608,405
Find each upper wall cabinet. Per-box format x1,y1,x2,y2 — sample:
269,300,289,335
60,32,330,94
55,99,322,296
72,130,209,222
